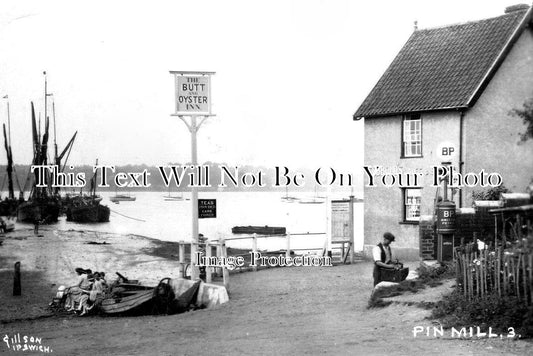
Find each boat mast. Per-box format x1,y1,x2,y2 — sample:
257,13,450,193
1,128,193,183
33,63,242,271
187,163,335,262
2,96,14,199
91,159,99,198
6,95,11,146
53,101,58,165
5,96,23,199
2,123,14,200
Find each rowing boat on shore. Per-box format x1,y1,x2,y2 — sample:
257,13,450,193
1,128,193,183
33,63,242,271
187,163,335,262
100,289,155,314
99,277,201,315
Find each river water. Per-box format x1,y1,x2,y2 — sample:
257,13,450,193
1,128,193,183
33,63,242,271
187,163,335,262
16,191,363,252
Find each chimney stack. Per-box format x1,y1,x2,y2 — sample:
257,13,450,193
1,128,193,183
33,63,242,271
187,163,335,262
504,4,530,13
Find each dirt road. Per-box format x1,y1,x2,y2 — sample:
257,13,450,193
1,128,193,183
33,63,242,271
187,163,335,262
1,261,531,355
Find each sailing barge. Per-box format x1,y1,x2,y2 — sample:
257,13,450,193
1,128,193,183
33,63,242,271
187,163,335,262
17,100,77,223
0,120,20,218
65,196,110,223
65,159,110,223
17,74,77,224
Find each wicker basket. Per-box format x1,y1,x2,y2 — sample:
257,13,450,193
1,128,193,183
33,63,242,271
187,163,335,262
380,266,409,283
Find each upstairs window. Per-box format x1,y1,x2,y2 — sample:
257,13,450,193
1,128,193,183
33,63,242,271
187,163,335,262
404,188,421,222
402,114,422,157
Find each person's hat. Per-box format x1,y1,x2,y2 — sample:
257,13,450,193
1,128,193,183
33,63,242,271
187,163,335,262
383,232,396,242
56,285,66,299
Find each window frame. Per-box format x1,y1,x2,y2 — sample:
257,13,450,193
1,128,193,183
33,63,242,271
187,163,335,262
402,188,422,224
401,113,422,158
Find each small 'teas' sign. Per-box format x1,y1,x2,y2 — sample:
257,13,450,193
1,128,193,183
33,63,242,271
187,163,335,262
198,199,216,219
176,75,210,114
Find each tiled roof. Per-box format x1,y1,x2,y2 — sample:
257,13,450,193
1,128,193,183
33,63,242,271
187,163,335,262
354,7,531,119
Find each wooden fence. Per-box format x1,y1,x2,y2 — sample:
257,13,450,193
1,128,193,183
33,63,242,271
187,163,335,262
455,244,533,305
176,232,328,292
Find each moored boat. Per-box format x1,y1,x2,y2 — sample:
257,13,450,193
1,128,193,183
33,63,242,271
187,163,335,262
16,75,77,224
231,225,286,235
110,194,136,203
298,197,325,204
17,198,61,223
65,159,110,223
66,195,110,223
0,108,21,218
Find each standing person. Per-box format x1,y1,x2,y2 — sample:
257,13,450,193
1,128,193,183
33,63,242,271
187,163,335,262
372,232,397,286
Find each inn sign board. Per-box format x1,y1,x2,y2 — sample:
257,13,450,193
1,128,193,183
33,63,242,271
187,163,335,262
174,73,212,115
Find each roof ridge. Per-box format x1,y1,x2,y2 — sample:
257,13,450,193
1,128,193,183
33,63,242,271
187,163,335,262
416,8,528,32
353,5,532,119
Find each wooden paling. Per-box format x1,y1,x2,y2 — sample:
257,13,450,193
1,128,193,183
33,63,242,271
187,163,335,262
456,244,532,306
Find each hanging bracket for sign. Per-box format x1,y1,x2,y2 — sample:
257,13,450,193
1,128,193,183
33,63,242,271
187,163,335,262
170,71,216,117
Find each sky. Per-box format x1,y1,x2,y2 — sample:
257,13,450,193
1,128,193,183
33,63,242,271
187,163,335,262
0,0,525,171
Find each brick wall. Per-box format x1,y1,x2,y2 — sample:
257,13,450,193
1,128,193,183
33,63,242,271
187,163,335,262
454,207,496,247
419,215,437,260
419,208,498,260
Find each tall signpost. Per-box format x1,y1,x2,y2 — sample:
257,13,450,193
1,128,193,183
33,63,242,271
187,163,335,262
170,71,215,280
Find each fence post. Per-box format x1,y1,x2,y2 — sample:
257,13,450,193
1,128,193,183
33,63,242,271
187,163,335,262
496,248,501,297
521,253,527,304
178,241,185,278
454,248,460,290
286,233,291,259
252,233,258,272
467,251,473,299
475,251,479,298
206,241,212,283
462,252,467,297
515,255,521,301
503,255,508,296
528,252,533,305
216,241,222,277
13,261,21,296
221,238,229,292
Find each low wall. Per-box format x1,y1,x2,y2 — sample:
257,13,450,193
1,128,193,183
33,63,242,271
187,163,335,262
363,245,420,261
170,279,229,308
418,205,499,260
419,215,437,260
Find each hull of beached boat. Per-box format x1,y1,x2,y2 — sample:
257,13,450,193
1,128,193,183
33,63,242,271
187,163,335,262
66,202,110,223
100,289,155,314
17,200,60,223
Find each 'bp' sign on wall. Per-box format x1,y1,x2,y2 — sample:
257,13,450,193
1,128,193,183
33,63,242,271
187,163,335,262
176,75,211,114
436,141,457,161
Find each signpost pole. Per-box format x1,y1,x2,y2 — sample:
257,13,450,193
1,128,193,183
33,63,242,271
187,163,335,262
170,71,215,281
349,195,354,264
190,115,199,281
